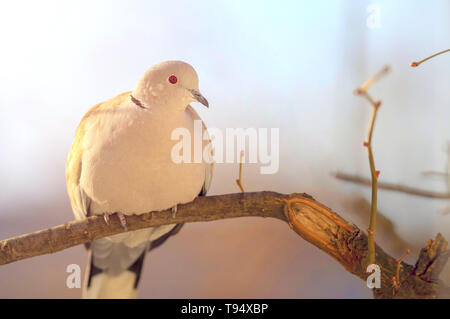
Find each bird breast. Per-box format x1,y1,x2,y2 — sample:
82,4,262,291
80,101,206,215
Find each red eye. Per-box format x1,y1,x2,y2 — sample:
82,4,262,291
168,75,177,84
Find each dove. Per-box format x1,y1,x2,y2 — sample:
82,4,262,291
66,61,213,298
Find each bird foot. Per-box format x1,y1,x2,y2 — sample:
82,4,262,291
116,212,128,231
103,213,111,225
171,205,178,218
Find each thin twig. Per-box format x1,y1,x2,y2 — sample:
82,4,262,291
393,249,410,293
354,65,390,265
422,171,449,178
236,150,245,192
333,172,450,199
357,65,391,93
411,49,450,67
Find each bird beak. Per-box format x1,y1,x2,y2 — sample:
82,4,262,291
189,89,209,108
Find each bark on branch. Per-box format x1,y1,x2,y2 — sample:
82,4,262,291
0,191,449,298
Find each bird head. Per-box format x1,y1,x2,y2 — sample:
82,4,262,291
132,60,209,110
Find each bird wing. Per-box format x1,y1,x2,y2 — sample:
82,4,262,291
186,104,214,195
66,91,150,298
66,91,132,220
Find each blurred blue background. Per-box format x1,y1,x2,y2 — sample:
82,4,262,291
0,0,449,298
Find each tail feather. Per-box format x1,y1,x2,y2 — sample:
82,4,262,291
83,246,147,299
84,271,139,299
82,223,184,299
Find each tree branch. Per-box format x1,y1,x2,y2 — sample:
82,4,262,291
1,191,449,298
334,172,450,199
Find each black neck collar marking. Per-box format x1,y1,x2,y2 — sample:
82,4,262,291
130,95,146,109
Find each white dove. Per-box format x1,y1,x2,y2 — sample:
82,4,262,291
66,61,213,298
